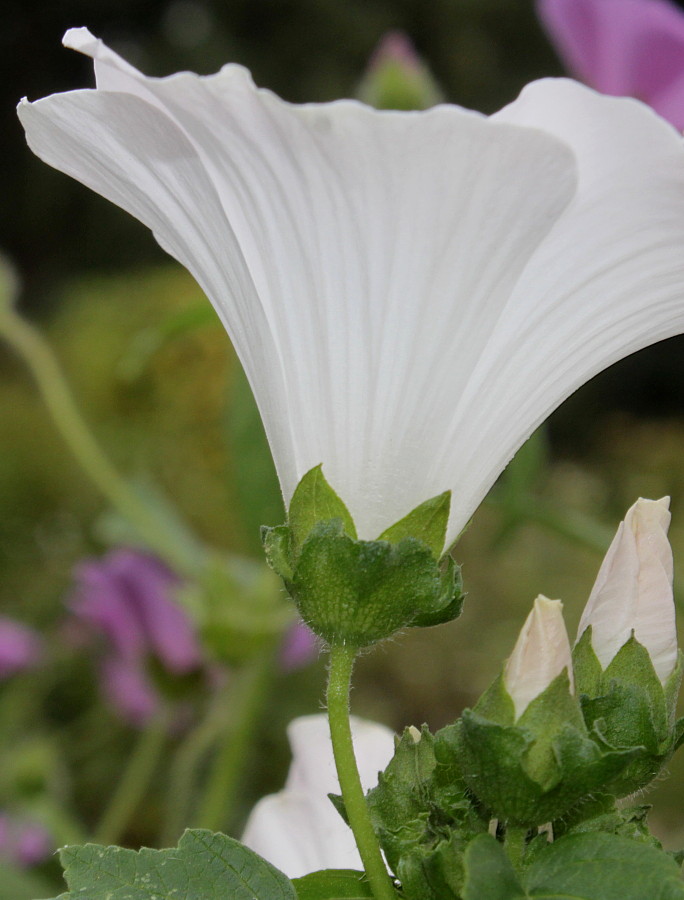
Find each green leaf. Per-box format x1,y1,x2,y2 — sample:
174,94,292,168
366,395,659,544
461,835,526,900
378,491,451,558
54,829,296,900
288,465,357,548
524,832,684,899
292,869,374,899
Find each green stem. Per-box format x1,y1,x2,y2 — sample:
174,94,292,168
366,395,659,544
0,307,198,574
161,689,231,846
94,709,170,845
194,652,275,832
504,824,528,873
326,643,396,900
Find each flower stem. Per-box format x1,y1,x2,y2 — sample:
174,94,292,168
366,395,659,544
0,306,200,574
194,651,275,832
326,643,396,900
94,709,170,845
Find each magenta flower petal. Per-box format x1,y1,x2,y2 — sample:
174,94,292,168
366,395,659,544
538,0,684,128
101,655,160,726
0,813,52,868
0,618,43,680
279,621,318,672
70,549,202,672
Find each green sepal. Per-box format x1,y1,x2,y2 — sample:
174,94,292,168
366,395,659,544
291,869,374,899
365,724,487,900
261,524,293,581
573,626,604,697
445,672,640,826
286,521,461,646
577,635,682,796
378,491,450,559
409,556,464,629
288,464,357,549
553,797,663,850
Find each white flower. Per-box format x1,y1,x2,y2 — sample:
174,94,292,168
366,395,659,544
241,714,394,878
18,30,684,549
504,595,573,719
577,497,677,683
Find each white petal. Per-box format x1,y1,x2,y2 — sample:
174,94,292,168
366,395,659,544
504,595,573,719
577,497,677,682
241,793,363,879
241,714,394,877
441,80,684,542
19,35,578,544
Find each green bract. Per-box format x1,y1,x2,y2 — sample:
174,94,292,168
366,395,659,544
574,628,684,796
448,671,638,826
262,466,463,646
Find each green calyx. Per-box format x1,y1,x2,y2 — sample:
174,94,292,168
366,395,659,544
261,465,463,647
573,628,684,797
448,671,639,827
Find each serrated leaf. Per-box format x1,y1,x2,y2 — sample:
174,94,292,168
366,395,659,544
292,869,374,899
288,465,357,549
461,835,526,900
524,832,684,899
55,829,296,900
378,491,450,558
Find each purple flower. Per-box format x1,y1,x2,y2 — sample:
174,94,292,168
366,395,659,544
279,621,318,672
70,548,203,725
0,618,43,680
538,0,684,128
0,813,52,868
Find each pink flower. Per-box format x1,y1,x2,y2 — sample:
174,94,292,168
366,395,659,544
0,618,43,680
538,0,684,128
70,548,204,725
0,813,52,868
279,621,318,672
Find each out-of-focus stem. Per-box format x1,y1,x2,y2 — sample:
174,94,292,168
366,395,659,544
194,651,275,832
0,307,199,574
94,709,170,845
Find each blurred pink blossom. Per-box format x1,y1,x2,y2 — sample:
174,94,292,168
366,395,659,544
0,813,52,868
538,0,684,128
279,621,318,672
70,548,203,725
0,618,43,680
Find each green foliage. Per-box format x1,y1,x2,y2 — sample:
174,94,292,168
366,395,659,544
263,468,463,645
288,465,357,550
292,869,373,899
46,829,296,900
378,491,451,558
574,631,683,796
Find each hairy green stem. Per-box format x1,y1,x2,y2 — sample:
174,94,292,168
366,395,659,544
194,652,275,832
94,709,170,845
326,643,396,900
0,307,199,574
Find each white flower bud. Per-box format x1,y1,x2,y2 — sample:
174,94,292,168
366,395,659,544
504,595,573,719
577,497,676,683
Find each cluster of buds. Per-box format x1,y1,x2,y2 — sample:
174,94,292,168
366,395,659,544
455,498,682,827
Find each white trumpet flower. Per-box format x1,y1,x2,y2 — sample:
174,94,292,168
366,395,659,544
18,30,684,548
577,497,677,683
241,714,394,878
505,595,573,719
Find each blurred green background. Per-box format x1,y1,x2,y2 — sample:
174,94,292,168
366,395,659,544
2,1,684,894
